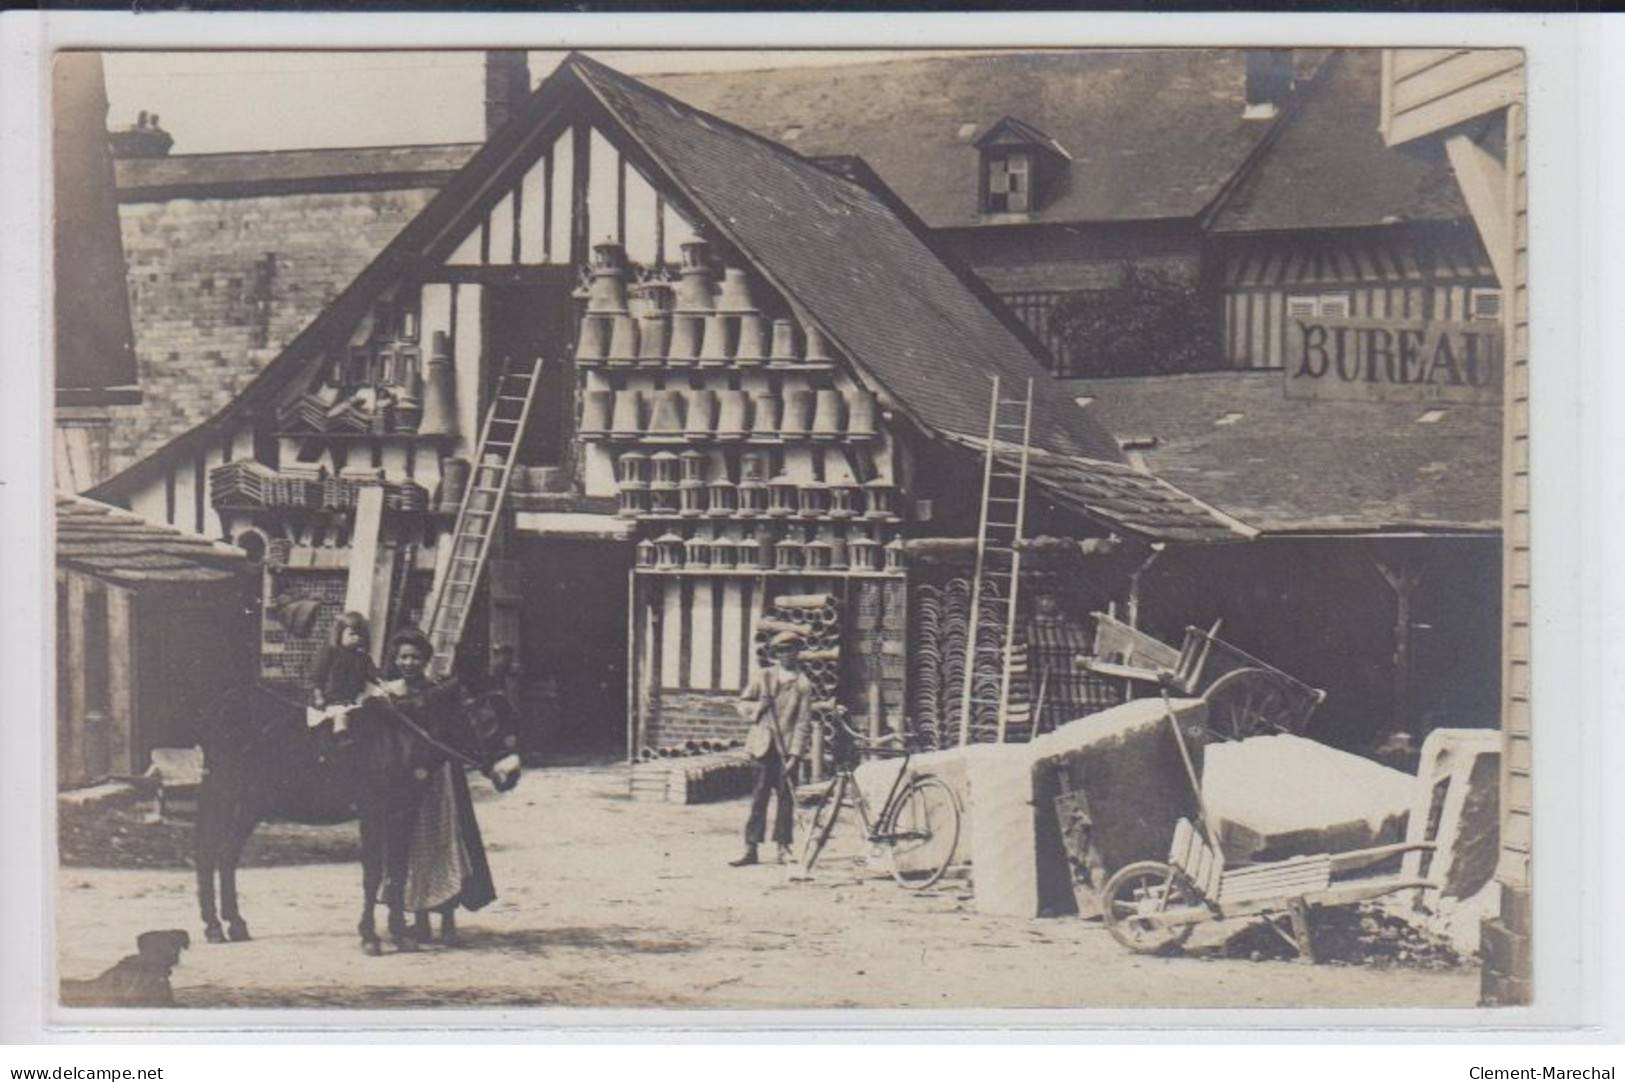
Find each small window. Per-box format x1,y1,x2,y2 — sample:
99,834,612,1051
1417,409,1447,424
1287,293,1350,319
957,122,978,141
1214,412,1245,426
985,151,1032,214
1470,288,1503,321
780,125,803,142
1318,292,1352,319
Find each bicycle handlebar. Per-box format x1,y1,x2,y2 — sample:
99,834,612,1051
830,709,908,752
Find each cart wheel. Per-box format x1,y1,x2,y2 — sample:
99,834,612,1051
1100,860,1198,955
1203,667,1300,741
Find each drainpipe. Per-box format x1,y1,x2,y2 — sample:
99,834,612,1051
1127,543,1165,629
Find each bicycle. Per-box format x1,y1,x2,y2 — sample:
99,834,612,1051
796,710,962,889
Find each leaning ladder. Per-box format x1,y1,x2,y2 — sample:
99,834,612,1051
957,375,1035,746
423,355,546,680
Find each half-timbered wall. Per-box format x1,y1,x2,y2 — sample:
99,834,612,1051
1219,226,1498,368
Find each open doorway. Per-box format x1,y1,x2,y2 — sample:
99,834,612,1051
515,537,632,761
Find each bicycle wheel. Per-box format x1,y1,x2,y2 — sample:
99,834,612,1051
798,773,845,873
879,775,960,889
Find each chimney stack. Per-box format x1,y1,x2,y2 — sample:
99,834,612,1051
1243,50,1295,120
485,50,531,139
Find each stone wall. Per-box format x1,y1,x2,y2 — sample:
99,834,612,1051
110,186,439,473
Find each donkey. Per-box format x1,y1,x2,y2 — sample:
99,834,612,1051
193,681,522,953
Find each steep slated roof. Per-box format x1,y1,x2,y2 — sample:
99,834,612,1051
1073,371,1500,533
573,55,1124,464
56,494,252,585
1208,50,1471,233
96,55,1247,543
643,50,1285,227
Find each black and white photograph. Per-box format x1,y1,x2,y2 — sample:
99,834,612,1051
20,17,1592,1033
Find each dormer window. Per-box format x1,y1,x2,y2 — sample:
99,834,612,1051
986,151,1032,213
976,116,1069,217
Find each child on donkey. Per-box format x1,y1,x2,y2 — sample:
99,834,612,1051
306,611,377,752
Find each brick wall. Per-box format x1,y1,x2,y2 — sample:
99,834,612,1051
643,689,752,751
110,186,439,473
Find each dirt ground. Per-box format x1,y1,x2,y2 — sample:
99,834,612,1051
55,764,1479,1010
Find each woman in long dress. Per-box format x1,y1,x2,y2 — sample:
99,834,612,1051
378,628,496,945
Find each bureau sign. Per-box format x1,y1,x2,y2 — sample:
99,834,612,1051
1285,317,1503,404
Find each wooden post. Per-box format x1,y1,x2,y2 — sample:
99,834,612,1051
105,586,136,775
626,570,640,764
65,574,90,787
1371,550,1421,734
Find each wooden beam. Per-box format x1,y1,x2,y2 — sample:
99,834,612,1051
343,484,389,664
105,586,136,775
1445,132,1513,287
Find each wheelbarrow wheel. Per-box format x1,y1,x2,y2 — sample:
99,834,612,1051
1101,860,1198,955
1203,667,1299,741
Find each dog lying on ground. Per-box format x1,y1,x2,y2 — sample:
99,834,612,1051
60,929,190,1008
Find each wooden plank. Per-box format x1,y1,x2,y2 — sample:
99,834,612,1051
1391,47,1465,80
1392,49,1523,116
105,586,136,775
65,574,89,786
1392,66,1521,146
1169,817,1194,869
343,485,388,659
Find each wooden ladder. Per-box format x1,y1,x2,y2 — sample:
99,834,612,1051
957,375,1035,746
423,356,546,681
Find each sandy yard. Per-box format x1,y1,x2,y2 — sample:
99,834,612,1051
55,764,1479,1010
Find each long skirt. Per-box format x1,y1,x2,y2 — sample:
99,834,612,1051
402,763,497,912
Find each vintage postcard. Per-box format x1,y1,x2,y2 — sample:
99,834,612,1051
35,24,1551,1024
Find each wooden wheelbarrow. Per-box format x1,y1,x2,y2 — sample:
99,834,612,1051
1096,692,1433,962
1099,817,1436,962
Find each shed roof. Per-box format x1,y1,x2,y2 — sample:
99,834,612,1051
1072,371,1501,533
1208,50,1471,233
642,49,1287,228
115,142,477,201
57,493,252,585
